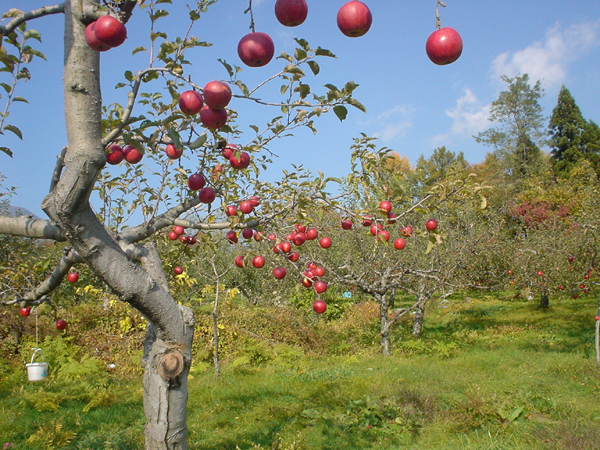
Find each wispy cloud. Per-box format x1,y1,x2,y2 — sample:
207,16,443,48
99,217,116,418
366,105,414,143
491,20,600,88
432,89,490,145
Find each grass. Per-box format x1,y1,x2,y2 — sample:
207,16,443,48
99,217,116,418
1,294,599,449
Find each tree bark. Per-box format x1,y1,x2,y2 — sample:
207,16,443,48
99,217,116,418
539,292,550,308
412,297,426,338
376,293,391,356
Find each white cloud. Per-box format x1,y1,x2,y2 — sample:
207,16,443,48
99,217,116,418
432,89,490,145
491,20,600,88
366,105,414,143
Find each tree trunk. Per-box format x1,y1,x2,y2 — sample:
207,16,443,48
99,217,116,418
412,298,426,338
539,292,550,308
39,3,195,448
376,293,391,356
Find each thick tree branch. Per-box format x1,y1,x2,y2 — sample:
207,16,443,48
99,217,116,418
0,215,66,241
0,4,65,36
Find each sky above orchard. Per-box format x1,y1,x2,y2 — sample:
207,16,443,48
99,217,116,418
2,0,600,218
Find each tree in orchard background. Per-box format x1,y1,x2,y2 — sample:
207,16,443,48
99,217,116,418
0,0,381,447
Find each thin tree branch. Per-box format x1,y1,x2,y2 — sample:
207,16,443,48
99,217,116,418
0,4,65,36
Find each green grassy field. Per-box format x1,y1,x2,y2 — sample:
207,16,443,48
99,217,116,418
1,295,599,449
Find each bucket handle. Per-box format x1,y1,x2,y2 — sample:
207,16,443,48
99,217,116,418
30,348,46,365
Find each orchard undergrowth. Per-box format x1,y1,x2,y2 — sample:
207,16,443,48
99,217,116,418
0,293,599,449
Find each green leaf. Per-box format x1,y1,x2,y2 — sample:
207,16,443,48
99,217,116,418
167,128,181,148
324,83,338,91
218,59,234,78
347,98,366,113
132,46,147,55
27,48,46,61
0,146,13,157
296,84,310,99
189,10,201,21
425,239,435,255
280,84,289,95
4,124,22,139
294,48,307,61
235,80,250,97
0,83,10,93
315,48,335,58
12,96,27,103
307,60,320,75
124,70,134,82
188,134,207,149
115,82,126,89
150,9,170,20
333,105,347,122
23,30,42,41
150,31,167,42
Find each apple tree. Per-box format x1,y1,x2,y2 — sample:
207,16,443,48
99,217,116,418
0,0,374,447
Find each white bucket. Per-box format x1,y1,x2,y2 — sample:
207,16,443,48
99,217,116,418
26,348,49,382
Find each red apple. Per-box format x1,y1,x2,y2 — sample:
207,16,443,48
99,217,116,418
56,319,67,330
174,266,183,275
377,229,390,242
123,145,143,164
222,144,235,160
226,230,238,244
230,151,250,169
288,252,300,262
239,201,254,214
178,90,204,115
295,224,307,233
237,32,275,67
94,15,127,48
253,231,263,241
180,235,190,245
307,262,318,270
293,232,306,246
537,271,543,276
401,226,413,237
595,316,600,321
203,81,232,109
19,306,31,316
225,205,237,217
168,231,179,241
313,300,327,314
362,215,373,227
341,219,352,230
426,27,463,65
252,255,266,268
235,255,246,268
426,219,438,231
379,200,392,215
106,144,124,165
165,143,183,160
275,0,308,27
568,256,574,263
314,281,328,294
273,267,287,280
200,105,228,130
212,164,223,180
267,233,277,241
187,173,206,191
85,22,111,51
319,237,332,249
67,272,79,283
173,226,185,236
198,187,216,204
370,223,383,236
337,1,372,38
249,196,261,207
242,228,254,240
387,212,397,224
393,238,406,250
278,242,292,254
305,228,318,240
189,236,197,245
313,266,325,277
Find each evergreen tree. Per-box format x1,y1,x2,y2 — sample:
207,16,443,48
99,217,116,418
548,85,586,177
582,119,600,177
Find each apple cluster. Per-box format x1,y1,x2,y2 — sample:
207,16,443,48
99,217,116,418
231,223,333,313
85,15,127,52
178,80,232,131
106,144,144,165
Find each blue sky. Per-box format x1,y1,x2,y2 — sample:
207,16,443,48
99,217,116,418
2,0,600,218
